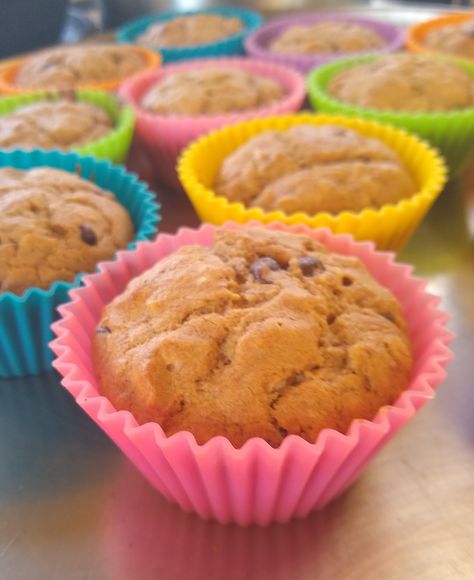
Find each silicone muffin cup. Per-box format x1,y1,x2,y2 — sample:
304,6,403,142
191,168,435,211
244,13,404,73
307,54,474,171
406,12,474,58
50,221,453,526
0,46,161,95
119,58,306,190
0,89,135,163
116,7,263,63
177,113,447,251
0,150,160,378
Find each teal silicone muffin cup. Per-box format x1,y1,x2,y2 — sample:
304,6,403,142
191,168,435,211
116,7,263,63
0,149,160,378
307,55,474,172
0,89,135,164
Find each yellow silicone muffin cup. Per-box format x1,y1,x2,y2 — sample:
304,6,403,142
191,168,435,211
178,113,447,251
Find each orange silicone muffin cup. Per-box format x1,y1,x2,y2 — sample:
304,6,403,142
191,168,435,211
407,12,474,57
0,46,161,95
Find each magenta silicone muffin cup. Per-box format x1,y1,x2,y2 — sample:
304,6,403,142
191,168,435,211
50,222,452,526
244,13,405,73
118,57,306,190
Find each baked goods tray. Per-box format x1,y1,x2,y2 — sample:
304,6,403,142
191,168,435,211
1,4,474,579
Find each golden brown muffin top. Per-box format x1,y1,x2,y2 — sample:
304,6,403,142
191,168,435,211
329,53,474,112
0,99,113,150
93,228,412,448
0,168,134,294
214,124,416,215
270,21,385,55
136,14,243,48
15,45,146,89
424,19,474,59
141,68,284,116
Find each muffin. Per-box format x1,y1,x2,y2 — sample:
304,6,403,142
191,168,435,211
93,227,412,448
213,124,416,215
136,14,243,48
329,53,474,112
423,18,474,59
141,68,284,115
270,21,385,55
0,99,114,150
14,45,149,90
0,167,134,295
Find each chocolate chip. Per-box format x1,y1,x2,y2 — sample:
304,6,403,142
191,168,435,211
382,311,395,322
250,257,281,284
80,224,97,246
96,325,111,334
326,313,336,325
287,372,305,386
298,256,325,277
342,276,353,287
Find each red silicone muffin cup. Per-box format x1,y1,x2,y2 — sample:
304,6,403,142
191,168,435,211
50,222,453,526
118,58,306,191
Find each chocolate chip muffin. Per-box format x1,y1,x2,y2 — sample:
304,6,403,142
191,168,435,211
0,168,134,295
141,68,284,116
214,124,416,215
423,19,474,59
270,21,385,55
0,99,113,150
15,45,147,90
329,54,474,112
93,228,412,448
136,14,243,48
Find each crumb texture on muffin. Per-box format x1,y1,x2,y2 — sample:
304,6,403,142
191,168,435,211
329,54,474,112
0,100,113,150
0,167,134,294
214,124,416,214
15,45,146,89
424,20,474,59
93,228,412,448
270,21,385,55
141,68,284,115
136,14,243,48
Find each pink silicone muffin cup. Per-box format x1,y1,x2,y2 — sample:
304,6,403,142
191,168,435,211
244,13,405,73
118,58,306,191
50,222,453,526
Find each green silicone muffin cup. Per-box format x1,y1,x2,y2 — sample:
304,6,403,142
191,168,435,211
307,55,474,172
0,89,135,164
0,149,160,378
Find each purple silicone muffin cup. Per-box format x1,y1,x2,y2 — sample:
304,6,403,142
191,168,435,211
244,13,405,73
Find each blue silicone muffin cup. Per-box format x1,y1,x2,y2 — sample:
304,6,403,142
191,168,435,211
116,7,263,63
0,149,160,378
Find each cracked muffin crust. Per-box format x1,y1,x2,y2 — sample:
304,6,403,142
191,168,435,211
329,53,474,112
0,99,113,150
0,168,134,295
141,68,284,116
423,19,474,59
93,228,412,448
15,45,147,90
136,14,243,48
270,21,385,55
214,124,417,215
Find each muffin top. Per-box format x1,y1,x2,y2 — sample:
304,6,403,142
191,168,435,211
141,68,284,116
214,124,416,215
93,228,412,448
270,21,385,55
15,45,147,90
0,167,134,295
423,19,474,59
329,53,474,112
0,99,113,150
136,14,243,48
